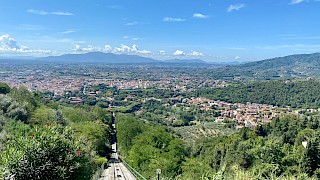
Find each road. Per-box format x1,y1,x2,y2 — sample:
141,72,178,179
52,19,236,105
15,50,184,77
100,114,136,180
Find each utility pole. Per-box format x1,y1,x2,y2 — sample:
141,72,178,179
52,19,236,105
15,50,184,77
156,168,161,180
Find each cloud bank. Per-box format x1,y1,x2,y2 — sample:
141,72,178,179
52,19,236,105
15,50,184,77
0,34,52,55
73,43,152,55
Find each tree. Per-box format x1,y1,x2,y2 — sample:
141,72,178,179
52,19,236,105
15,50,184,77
301,132,320,176
0,83,10,94
74,121,111,156
29,106,55,125
0,94,28,122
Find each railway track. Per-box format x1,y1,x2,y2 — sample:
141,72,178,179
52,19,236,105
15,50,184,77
100,112,136,180
113,161,127,179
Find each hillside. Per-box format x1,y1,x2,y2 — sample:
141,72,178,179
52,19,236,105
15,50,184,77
198,79,320,108
211,53,320,80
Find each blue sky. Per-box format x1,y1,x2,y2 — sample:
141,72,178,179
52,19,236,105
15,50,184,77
1,0,320,62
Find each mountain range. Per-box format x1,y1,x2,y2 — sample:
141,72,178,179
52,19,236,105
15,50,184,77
0,51,244,66
37,52,247,66
2,51,320,80
39,52,158,64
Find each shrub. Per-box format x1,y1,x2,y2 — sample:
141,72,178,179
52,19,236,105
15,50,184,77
0,122,97,180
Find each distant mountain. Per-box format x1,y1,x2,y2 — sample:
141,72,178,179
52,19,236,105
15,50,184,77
0,52,239,66
240,53,320,69
210,61,247,66
39,52,159,64
164,59,207,64
212,53,320,80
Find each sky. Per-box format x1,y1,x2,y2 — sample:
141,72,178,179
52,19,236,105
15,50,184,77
1,0,320,62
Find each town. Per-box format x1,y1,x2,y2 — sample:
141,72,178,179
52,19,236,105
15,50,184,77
1,61,318,133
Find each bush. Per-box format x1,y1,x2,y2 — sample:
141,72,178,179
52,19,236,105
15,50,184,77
0,122,97,180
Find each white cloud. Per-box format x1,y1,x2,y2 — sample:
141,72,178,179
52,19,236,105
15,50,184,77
0,34,52,55
125,21,139,26
27,9,73,16
163,17,186,22
104,45,112,52
73,43,152,55
193,13,209,19
139,50,152,54
27,9,48,15
114,44,139,53
159,50,167,55
189,51,204,56
235,56,241,60
172,50,205,57
72,44,81,51
290,0,305,4
113,44,152,54
0,34,19,49
123,36,140,41
51,12,73,16
227,4,245,12
61,29,77,34
72,44,100,52
174,50,186,56
82,45,100,52
132,44,139,52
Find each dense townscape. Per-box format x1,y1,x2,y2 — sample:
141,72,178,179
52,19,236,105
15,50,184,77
0,61,227,95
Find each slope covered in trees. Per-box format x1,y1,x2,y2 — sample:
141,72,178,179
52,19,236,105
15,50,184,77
116,114,187,178
182,115,320,179
208,53,320,80
199,80,320,108
116,113,320,179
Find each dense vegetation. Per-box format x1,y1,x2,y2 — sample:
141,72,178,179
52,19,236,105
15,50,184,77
116,114,187,178
0,84,112,179
183,115,320,179
199,79,320,108
117,112,320,179
116,113,320,179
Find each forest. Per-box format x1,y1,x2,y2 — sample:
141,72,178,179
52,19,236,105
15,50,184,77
198,79,320,108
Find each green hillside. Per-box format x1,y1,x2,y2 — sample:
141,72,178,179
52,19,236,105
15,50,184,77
199,79,320,108
211,53,320,80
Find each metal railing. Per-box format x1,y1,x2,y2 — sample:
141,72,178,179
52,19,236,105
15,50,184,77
121,159,146,180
